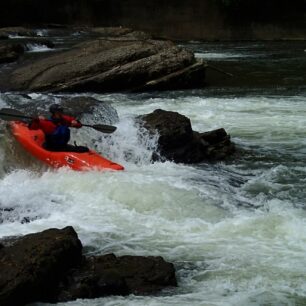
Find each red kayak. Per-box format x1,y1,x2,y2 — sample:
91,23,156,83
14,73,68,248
11,121,124,171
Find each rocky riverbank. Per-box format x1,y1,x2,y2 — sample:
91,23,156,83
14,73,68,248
0,226,177,306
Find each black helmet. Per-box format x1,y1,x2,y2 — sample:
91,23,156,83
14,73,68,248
49,104,64,114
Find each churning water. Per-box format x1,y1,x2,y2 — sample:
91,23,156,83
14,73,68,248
0,40,306,306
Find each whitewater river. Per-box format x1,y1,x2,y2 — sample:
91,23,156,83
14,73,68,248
0,40,306,306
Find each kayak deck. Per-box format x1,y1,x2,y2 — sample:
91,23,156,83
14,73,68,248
11,121,124,171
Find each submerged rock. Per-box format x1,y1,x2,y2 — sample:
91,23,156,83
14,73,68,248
9,35,206,92
0,226,177,306
139,109,235,163
60,96,119,124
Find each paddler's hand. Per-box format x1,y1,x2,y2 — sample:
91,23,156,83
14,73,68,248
71,120,82,128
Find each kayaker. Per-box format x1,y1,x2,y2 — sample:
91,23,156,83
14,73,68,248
29,104,89,152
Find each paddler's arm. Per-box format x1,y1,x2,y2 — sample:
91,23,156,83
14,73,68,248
28,116,45,130
63,115,82,128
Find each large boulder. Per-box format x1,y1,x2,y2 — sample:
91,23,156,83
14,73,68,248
139,109,235,163
0,226,82,306
9,38,206,92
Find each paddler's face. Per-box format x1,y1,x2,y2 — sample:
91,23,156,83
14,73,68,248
53,111,63,119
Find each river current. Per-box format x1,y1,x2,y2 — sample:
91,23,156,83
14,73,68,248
0,38,306,305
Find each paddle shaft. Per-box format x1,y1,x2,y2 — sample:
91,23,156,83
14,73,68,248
0,112,33,120
82,124,100,128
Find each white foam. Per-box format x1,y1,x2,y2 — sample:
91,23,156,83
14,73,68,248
25,43,53,53
36,29,49,37
195,52,254,60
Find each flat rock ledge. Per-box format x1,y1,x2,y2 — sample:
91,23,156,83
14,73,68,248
7,28,205,92
139,109,235,163
0,227,177,306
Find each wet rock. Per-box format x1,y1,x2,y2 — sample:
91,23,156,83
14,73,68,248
141,109,193,149
60,96,100,117
57,254,176,301
60,96,119,124
196,129,235,160
200,128,228,145
139,109,235,163
0,226,177,305
117,255,177,294
9,36,205,92
0,226,83,306
0,43,24,64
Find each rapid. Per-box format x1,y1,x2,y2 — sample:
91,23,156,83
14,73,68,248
1,39,306,306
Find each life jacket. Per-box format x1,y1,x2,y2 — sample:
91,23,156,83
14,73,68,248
29,114,80,147
47,125,71,146
45,117,71,146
